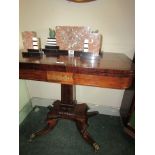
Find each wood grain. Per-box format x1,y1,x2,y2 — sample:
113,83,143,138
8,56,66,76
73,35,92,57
19,52,134,89
47,71,73,84
74,74,132,89
21,51,134,151
19,69,47,81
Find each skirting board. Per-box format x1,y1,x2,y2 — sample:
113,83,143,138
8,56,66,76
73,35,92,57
19,101,33,124
31,97,120,116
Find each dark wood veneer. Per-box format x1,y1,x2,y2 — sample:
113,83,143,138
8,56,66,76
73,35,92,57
20,52,134,89
19,69,47,81
19,51,134,152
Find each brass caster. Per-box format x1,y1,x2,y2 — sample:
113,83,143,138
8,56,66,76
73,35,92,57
28,133,35,142
93,142,100,152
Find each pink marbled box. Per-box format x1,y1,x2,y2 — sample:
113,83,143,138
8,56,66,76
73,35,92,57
56,26,101,55
22,31,37,50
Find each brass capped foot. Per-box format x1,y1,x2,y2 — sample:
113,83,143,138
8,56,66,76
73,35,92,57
28,133,35,142
93,142,100,152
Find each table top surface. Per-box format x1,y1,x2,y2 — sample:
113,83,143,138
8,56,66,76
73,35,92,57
19,52,134,75
19,52,135,89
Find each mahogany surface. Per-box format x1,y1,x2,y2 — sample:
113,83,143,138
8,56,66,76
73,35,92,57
19,51,134,152
20,52,134,89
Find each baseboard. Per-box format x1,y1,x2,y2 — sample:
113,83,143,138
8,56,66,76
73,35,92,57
19,101,33,124
31,97,120,116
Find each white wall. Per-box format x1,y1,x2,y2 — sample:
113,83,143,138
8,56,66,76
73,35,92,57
20,0,134,111
19,80,32,124
19,80,30,111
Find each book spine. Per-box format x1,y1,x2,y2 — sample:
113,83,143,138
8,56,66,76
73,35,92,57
83,39,89,52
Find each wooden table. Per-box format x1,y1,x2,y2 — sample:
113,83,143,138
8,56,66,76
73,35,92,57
19,51,134,152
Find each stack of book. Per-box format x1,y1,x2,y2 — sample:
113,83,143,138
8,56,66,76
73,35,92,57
32,37,40,50
45,38,59,49
83,39,89,52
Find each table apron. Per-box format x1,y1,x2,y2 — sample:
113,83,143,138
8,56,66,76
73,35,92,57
19,69,132,89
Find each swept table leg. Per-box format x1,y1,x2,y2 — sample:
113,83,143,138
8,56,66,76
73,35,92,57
87,111,99,118
29,118,58,142
76,120,100,152
28,84,100,152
